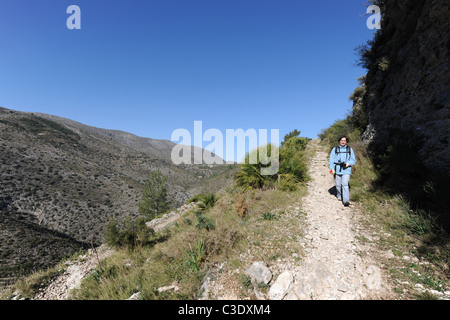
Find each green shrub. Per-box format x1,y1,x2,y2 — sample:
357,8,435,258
138,170,170,220
234,144,278,189
104,218,121,247
104,217,154,249
278,135,309,183
187,194,204,203
277,173,298,191
195,211,215,231
261,212,279,221
197,193,217,211
233,130,310,190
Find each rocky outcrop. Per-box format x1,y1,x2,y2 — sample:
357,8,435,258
361,0,449,172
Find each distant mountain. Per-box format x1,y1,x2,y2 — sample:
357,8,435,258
0,107,235,286
29,111,207,162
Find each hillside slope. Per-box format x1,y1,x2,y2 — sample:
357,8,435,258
0,107,234,285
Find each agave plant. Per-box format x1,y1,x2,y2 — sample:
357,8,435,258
184,238,205,273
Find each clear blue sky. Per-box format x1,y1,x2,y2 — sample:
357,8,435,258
0,0,376,161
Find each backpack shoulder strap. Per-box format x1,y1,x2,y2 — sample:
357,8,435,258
335,145,351,159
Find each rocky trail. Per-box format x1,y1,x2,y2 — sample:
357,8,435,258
29,245,114,300
13,141,429,300
204,140,394,300
277,141,389,299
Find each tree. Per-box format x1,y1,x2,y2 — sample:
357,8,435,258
138,170,169,220
104,218,120,247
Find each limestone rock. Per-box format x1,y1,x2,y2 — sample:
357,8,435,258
365,265,381,290
245,261,272,284
269,271,293,300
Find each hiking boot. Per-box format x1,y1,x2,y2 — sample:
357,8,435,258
344,202,350,207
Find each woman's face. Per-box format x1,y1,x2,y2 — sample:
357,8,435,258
339,138,347,146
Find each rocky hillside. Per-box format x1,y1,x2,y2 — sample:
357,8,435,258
355,0,450,228
0,107,235,286
361,0,449,172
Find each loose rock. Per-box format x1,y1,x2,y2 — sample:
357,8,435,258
245,261,272,285
269,271,293,300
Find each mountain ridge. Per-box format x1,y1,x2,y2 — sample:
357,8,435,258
17,108,217,163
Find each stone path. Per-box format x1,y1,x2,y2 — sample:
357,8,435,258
272,141,384,300
203,140,391,300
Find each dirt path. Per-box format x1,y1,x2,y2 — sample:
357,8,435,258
283,140,391,299
30,245,114,300
203,139,394,300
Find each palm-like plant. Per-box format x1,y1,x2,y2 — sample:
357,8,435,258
234,144,278,189
197,193,217,211
233,130,310,190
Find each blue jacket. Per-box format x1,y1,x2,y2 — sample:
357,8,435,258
329,145,356,175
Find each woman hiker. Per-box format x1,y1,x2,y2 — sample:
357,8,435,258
329,135,356,207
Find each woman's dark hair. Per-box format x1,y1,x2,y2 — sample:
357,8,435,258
338,135,348,143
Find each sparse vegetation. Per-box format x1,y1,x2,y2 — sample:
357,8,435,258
55,173,309,300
